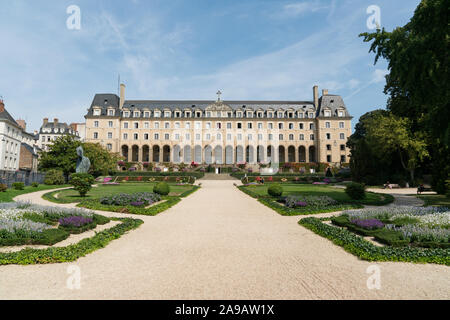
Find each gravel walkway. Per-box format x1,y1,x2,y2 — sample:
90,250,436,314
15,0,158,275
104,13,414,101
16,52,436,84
0,182,448,300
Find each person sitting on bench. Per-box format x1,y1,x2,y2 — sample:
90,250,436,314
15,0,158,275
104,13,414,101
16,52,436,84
383,181,392,189
417,184,425,194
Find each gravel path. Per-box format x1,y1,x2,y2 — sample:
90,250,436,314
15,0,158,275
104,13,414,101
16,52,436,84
0,181,448,300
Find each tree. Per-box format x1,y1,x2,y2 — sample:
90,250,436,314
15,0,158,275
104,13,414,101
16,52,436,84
39,136,121,177
70,173,95,197
364,113,429,184
39,135,81,178
82,143,122,176
360,0,449,192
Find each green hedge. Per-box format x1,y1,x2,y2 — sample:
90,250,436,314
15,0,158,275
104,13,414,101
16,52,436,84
0,218,143,265
114,171,205,178
238,186,362,216
332,215,449,249
299,217,450,265
179,185,200,198
78,197,182,216
117,176,196,184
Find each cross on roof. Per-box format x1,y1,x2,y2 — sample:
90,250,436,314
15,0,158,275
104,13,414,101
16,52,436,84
216,90,222,102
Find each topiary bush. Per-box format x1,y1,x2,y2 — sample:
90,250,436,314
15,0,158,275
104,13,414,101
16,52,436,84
31,182,39,188
268,184,283,197
345,182,366,200
12,182,25,190
44,169,65,185
153,182,170,196
70,173,95,197
0,184,7,192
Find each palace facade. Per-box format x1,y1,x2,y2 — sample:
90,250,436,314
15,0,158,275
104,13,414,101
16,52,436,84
84,85,352,166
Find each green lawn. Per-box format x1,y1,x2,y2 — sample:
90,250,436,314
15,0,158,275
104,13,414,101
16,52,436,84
242,184,391,205
239,184,394,216
44,183,196,204
0,185,69,203
417,194,450,207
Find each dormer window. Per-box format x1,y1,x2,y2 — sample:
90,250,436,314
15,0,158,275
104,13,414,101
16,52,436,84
134,111,140,117
338,110,344,117
108,109,115,116
144,111,150,118
247,111,253,118
324,110,331,117
93,109,101,116
124,111,130,117
164,111,171,118
154,111,161,117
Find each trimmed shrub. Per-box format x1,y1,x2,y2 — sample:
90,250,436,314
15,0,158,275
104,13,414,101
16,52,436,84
12,182,25,190
31,182,39,188
0,184,7,192
345,182,366,200
70,173,95,197
44,169,65,185
268,184,283,197
153,182,170,196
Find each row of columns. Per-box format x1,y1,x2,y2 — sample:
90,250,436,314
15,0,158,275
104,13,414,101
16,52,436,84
121,145,317,164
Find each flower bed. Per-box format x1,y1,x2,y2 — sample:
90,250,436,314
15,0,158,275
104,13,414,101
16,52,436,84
0,202,110,246
100,192,161,207
0,217,143,265
331,206,450,248
299,217,450,265
284,195,337,209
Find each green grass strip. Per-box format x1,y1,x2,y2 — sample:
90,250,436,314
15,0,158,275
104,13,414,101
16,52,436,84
0,218,143,265
299,217,450,265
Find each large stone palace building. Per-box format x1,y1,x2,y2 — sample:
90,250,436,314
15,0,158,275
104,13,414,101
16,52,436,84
84,85,352,166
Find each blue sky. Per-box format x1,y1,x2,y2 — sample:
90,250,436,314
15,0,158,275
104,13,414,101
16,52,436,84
0,0,420,132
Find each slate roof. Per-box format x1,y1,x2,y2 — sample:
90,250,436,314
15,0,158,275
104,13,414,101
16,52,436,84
0,108,20,127
317,95,350,117
86,93,351,118
40,121,78,135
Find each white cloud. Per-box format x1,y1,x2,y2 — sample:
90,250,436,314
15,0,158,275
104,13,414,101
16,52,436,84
281,1,329,17
373,69,389,83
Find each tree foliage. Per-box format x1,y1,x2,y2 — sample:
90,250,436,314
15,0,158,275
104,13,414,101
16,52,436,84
359,0,449,192
364,113,429,183
39,135,120,177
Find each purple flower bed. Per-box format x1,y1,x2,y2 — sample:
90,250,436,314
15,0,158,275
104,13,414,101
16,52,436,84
351,218,384,230
59,216,93,228
294,201,308,207
130,201,145,207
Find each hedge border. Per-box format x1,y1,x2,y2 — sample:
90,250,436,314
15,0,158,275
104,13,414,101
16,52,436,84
0,218,143,265
299,217,450,265
238,185,363,216
78,197,182,216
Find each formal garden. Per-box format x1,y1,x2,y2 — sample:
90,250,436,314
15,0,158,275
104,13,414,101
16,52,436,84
299,205,450,265
238,182,394,215
0,202,143,265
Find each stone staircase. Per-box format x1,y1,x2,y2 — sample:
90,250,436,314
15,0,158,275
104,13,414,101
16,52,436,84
201,173,239,180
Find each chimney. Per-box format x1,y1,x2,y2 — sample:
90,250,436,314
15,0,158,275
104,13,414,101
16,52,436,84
0,99,4,112
43,118,49,125
322,89,328,96
120,83,126,108
54,118,59,126
16,119,26,131
313,85,319,108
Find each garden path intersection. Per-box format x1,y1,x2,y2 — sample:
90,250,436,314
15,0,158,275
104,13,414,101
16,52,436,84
0,181,449,299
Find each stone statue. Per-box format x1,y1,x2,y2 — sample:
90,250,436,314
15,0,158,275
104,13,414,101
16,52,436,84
76,146,91,173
